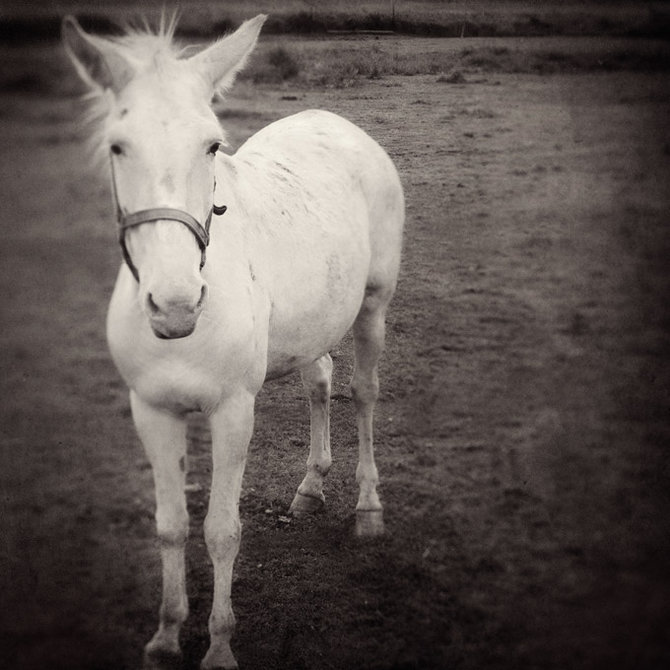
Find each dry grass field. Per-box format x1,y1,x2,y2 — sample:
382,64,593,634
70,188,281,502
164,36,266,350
1,5,670,670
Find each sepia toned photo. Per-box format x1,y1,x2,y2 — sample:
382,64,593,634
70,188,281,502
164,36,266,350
1,2,669,669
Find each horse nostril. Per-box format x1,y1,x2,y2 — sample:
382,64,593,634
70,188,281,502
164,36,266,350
196,284,208,310
147,292,161,316
145,285,206,321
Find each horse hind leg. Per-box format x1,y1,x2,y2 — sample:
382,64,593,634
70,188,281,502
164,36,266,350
351,284,393,537
289,353,333,516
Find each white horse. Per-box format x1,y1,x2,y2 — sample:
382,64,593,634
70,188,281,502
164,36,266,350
62,14,404,670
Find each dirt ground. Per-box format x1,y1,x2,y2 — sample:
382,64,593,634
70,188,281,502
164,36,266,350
1,33,670,670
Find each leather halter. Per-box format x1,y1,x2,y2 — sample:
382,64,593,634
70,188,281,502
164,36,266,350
110,160,227,282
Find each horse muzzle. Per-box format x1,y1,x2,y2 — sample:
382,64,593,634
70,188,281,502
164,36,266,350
146,283,208,340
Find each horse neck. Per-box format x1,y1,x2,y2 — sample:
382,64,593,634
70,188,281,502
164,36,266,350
215,153,255,226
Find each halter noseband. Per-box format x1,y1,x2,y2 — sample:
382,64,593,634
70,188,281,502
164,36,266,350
111,161,227,282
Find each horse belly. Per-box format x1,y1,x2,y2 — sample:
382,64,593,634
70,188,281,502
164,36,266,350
264,242,369,379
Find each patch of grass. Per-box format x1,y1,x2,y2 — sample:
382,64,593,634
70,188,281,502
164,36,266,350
250,42,456,89
460,46,517,72
437,71,467,84
252,46,300,83
266,11,329,36
458,44,670,76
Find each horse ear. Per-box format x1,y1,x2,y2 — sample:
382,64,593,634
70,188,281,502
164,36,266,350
191,14,267,95
61,16,133,93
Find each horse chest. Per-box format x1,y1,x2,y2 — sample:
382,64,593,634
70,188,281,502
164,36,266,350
106,288,261,413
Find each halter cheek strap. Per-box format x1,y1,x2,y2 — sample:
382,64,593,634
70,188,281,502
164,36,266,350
110,160,227,282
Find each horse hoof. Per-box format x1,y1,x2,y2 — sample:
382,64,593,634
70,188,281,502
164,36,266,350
355,509,384,537
201,645,238,670
289,491,325,516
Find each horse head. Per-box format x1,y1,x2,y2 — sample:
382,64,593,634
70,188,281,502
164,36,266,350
62,14,266,338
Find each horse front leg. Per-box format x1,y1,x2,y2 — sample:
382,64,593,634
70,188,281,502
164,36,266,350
201,390,255,670
289,353,333,515
130,392,189,668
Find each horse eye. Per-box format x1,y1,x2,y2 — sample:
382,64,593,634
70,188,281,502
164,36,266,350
208,142,221,156
110,144,123,156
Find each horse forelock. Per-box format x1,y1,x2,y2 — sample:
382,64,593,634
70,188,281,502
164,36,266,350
115,10,182,64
